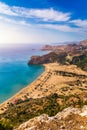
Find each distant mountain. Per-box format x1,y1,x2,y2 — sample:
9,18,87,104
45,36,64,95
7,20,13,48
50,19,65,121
29,39,87,70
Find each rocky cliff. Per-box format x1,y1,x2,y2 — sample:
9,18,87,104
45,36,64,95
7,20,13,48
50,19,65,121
16,106,87,130
28,52,58,64
28,52,67,65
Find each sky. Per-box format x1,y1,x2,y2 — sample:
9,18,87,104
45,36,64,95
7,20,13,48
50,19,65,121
0,0,87,46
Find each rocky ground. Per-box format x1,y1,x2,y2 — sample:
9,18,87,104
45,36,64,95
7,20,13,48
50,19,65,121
16,106,87,130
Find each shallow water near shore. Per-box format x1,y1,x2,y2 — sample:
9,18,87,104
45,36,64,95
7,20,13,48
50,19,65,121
0,44,47,103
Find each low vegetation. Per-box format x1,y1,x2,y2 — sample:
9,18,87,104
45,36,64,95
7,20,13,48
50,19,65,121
0,119,13,130
0,93,87,129
71,54,87,70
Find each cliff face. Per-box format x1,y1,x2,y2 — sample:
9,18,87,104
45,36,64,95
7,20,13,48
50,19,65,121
28,52,67,65
28,52,58,64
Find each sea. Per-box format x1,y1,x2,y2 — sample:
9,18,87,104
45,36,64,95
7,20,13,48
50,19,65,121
0,44,48,103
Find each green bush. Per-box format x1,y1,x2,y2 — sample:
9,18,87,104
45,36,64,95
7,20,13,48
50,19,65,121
0,93,87,129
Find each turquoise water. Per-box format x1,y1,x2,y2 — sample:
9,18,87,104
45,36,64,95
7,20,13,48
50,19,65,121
0,45,47,103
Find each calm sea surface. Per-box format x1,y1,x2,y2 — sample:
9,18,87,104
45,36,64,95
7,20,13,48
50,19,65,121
0,44,47,103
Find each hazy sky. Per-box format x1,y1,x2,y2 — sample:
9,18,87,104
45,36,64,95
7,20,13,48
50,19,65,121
0,0,87,46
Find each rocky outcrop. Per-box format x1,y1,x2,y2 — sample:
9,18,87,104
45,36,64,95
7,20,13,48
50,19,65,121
15,106,87,130
28,52,58,64
28,52,67,65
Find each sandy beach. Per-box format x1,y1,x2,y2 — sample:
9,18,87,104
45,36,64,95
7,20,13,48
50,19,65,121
0,63,87,114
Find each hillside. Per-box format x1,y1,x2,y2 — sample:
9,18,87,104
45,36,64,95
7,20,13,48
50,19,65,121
16,106,87,130
0,40,87,130
0,63,87,129
29,40,87,71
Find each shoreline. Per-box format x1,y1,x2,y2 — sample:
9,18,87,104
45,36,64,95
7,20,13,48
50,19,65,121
0,64,45,104
0,63,87,114
0,64,46,113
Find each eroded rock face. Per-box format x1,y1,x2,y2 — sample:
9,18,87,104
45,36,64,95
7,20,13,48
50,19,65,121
28,52,58,64
28,52,67,65
28,56,41,64
15,106,87,130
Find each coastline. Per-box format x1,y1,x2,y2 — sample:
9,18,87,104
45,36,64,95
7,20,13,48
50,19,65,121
0,63,87,114
0,64,46,114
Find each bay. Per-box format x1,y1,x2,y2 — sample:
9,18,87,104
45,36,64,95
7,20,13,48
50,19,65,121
0,44,47,103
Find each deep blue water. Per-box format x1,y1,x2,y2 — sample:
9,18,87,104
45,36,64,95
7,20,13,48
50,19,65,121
0,44,47,103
